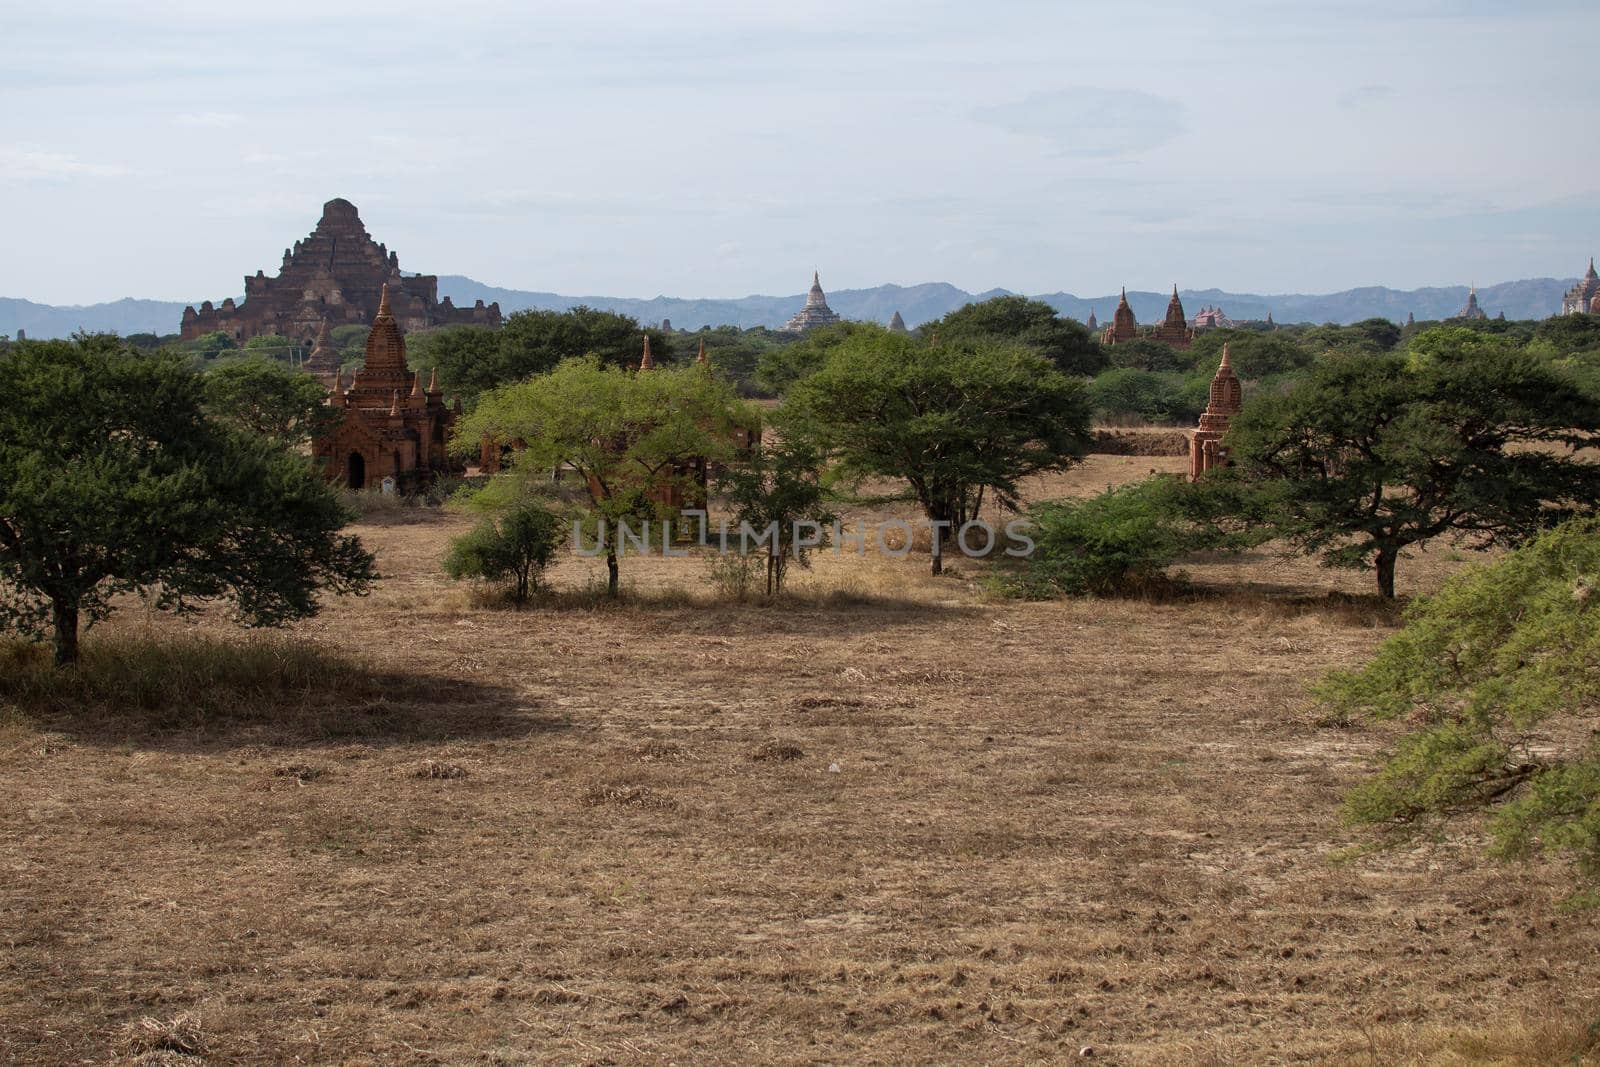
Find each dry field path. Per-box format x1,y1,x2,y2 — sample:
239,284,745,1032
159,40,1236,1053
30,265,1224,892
2,457,1596,1064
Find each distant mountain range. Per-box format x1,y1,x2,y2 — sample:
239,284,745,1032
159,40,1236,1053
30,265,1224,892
0,276,1581,340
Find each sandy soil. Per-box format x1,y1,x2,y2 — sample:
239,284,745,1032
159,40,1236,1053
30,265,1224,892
2,455,1596,1065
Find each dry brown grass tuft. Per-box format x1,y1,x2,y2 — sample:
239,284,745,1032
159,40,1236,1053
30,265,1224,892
750,740,806,762
412,759,469,780
115,1013,207,1061
582,783,678,810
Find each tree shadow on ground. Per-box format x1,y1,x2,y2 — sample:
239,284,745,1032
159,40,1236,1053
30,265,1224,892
480,588,988,638
0,633,562,753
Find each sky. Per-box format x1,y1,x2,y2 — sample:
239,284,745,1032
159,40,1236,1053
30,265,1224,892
2,0,1598,304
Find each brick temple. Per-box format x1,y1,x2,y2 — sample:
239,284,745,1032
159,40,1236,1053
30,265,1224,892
312,285,459,492
180,198,501,345
1100,287,1194,349
1187,344,1243,480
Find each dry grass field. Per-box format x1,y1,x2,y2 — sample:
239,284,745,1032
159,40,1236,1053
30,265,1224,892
3,455,1597,1065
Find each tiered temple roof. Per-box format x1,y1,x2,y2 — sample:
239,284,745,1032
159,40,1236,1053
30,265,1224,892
782,272,843,332
1100,289,1138,345
312,284,458,492
1561,258,1600,315
181,198,502,344
1187,344,1243,481
1150,286,1194,348
1456,285,1487,320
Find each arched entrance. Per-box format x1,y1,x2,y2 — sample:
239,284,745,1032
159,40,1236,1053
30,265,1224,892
347,451,366,490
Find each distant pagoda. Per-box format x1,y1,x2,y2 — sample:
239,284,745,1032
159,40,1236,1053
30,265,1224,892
1560,258,1599,315
782,271,842,332
1456,285,1487,321
888,310,908,333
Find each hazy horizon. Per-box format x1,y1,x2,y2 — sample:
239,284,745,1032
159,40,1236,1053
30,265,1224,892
4,0,1598,305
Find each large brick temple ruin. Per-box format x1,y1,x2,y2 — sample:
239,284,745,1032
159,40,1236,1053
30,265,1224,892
180,198,502,345
312,285,459,492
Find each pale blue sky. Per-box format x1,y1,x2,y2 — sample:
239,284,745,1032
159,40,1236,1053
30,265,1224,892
2,0,1596,303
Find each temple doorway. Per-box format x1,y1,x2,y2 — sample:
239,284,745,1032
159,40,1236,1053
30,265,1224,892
347,451,366,490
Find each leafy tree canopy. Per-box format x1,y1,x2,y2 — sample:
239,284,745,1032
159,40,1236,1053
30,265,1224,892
1223,336,1600,597
1319,518,1600,903
0,336,374,664
453,358,755,595
782,328,1094,574
412,308,672,405
922,295,1107,376
203,356,338,446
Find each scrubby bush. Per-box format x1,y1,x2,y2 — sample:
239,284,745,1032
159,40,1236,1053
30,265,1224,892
1089,367,1204,424
1011,477,1258,597
443,501,565,603
1318,518,1600,904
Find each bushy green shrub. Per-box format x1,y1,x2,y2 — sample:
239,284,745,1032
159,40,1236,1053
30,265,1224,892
1011,477,1256,597
1318,518,1600,903
1089,368,1204,424
443,502,565,603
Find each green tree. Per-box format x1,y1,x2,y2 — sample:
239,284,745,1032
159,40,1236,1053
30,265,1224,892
404,324,501,395
182,330,236,362
0,336,375,665
1225,337,1600,598
717,437,837,595
203,356,337,446
923,295,1106,376
443,501,564,604
242,333,297,363
1105,337,1189,373
1190,330,1313,379
783,329,1094,574
1089,367,1203,423
1318,519,1600,902
454,358,754,596
421,307,671,404
754,321,867,396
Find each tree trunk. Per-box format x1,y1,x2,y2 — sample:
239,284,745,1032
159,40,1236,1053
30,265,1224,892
1375,547,1397,600
606,552,619,598
52,597,79,667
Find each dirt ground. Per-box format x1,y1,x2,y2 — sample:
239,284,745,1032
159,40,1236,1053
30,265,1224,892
2,455,1597,1065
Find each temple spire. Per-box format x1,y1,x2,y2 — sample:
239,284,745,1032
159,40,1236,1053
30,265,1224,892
427,367,438,393
410,372,423,398
696,338,708,365
376,283,393,321
639,334,655,371
1218,343,1232,371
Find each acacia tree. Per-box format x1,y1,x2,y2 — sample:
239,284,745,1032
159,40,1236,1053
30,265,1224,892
718,437,836,595
0,337,375,665
782,329,1094,574
453,357,754,596
1319,519,1600,902
203,356,338,446
1224,335,1600,598
419,308,674,404
921,295,1107,376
